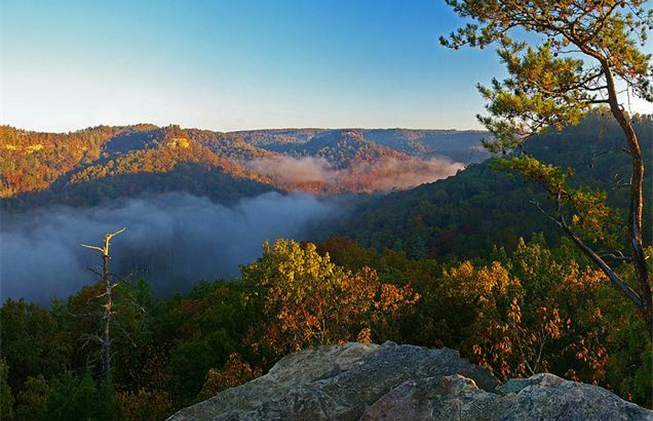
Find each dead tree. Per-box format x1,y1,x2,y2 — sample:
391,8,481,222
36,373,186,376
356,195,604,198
81,227,126,379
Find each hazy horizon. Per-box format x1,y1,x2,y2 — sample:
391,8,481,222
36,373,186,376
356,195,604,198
0,122,491,134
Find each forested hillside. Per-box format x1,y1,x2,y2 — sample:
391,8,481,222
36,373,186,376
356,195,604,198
217,128,489,163
0,125,274,208
0,125,483,209
331,114,653,260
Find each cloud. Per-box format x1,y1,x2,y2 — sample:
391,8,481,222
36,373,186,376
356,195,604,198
0,192,342,303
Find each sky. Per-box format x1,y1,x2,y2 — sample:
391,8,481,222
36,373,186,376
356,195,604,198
1,0,650,133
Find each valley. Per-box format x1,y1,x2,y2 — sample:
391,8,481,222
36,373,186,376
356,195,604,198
3,1,652,419
1,115,650,303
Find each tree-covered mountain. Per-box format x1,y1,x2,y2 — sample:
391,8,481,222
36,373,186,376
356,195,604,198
0,125,275,209
0,125,483,209
258,130,408,168
217,127,489,163
362,128,489,163
328,113,653,260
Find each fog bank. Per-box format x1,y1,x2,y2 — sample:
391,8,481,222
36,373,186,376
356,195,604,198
247,156,464,190
247,156,338,183
0,192,341,303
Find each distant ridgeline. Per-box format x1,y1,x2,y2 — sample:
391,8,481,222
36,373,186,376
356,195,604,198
328,113,653,260
0,125,487,209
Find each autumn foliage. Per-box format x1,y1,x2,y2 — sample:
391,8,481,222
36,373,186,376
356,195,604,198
242,239,419,355
0,235,650,421
198,353,262,400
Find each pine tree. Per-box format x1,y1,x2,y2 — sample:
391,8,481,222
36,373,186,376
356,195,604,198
442,0,653,338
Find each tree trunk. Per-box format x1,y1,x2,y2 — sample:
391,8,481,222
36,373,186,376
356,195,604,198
101,252,112,378
602,62,653,339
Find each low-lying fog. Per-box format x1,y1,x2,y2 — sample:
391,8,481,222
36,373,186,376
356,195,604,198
0,192,344,303
246,155,464,190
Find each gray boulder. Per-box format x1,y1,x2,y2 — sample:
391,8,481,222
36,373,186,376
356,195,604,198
167,342,652,421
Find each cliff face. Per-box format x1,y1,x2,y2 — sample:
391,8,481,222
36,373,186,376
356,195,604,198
167,342,652,421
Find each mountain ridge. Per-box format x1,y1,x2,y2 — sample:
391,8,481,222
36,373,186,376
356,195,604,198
0,125,487,208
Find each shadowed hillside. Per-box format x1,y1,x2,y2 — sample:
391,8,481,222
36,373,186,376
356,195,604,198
328,114,653,259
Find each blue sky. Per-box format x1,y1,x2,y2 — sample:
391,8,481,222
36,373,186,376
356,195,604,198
1,1,648,132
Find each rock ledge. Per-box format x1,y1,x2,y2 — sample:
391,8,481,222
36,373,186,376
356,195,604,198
167,342,652,421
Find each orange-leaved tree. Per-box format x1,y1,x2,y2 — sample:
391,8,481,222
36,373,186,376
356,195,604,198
241,239,419,356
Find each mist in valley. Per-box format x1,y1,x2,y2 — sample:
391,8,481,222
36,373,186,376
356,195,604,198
0,192,344,303
246,155,464,189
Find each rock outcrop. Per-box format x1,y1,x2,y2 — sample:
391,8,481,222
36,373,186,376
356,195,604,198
167,342,652,421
